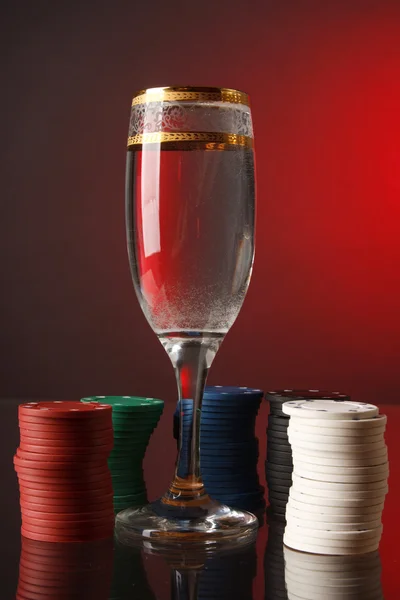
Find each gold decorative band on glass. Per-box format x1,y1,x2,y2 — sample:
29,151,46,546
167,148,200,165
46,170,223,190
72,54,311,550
127,88,254,148
127,132,253,148
131,86,250,107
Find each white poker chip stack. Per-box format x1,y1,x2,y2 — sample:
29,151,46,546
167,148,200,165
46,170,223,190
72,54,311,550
282,400,389,555
284,546,384,600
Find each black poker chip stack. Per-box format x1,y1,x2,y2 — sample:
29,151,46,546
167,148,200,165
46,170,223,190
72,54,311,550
265,390,350,520
173,386,265,514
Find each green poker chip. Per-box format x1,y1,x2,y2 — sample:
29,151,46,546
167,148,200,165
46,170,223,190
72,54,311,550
81,396,164,412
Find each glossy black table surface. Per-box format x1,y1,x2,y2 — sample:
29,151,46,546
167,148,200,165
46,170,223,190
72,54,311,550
1,399,399,599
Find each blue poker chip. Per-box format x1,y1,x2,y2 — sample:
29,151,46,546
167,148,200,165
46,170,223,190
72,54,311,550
202,471,259,482
210,491,264,502
205,483,261,493
204,386,264,399
200,437,258,446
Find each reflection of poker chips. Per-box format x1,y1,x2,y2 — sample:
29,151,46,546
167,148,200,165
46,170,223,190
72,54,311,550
173,386,265,513
264,516,287,600
110,540,156,600
284,401,388,555
81,396,164,513
196,539,257,599
15,401,115,543
265,390,349,522
17,536,113,599
284,546,383,599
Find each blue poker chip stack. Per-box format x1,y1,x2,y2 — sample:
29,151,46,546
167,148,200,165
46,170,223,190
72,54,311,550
173,386,265,513
265,389,350,520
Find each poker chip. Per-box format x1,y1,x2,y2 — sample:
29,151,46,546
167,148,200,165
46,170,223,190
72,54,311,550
19,402,112,419
14,401,117,543
265,390,350,521
82,395,164,411
282,399,379,420
80,396,163,513
173,386,265,513
292,473,388,492
283,549,384,600
283,534,380,555
283,402,388,555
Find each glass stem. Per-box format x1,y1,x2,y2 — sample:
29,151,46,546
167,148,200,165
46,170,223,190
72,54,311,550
161,334,223,506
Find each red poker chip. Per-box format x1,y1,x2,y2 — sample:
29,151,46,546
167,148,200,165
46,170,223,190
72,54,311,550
21,506,114,520
19,548,113,568
17,471,111,485
19,554,110,572
18,569,88,588
18,418,113,432
16,448,109,463
21,526,114,544
19,441,113,454
20,499,113,514
22,521,114,535
20,537,113,557
21,535,113,552
19,434,114,448
15,465,110,479
18,480,113,494
14,454,108,471
19,492,113,507
18,563,101,583
22,515,114,532
19,426,113,440
19,401,112,419
19,496,113,511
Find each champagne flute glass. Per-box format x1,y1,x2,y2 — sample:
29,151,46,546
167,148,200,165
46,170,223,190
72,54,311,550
116,86,257,545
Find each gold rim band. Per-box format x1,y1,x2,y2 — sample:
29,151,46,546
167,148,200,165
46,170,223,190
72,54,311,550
127,132,253,148
131,86,249,107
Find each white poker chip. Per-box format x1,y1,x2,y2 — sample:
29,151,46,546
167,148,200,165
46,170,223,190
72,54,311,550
286,503,384,523
284,579,383,599
292,468,388,484
292,450,388,467
287,414,387,431
284,523,382,541
288,437,386,454
293,460,389,477
284,566,382,584
284,534,380,554
285,570,383,589
292,473,388,491
291,481,388,500
283,545,381,566
287,430,384,445
286,513,382,532
282,400,379,420
289,488,386,507
287,496,384,516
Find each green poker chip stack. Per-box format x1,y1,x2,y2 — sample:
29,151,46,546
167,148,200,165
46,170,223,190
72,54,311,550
81,396,164,513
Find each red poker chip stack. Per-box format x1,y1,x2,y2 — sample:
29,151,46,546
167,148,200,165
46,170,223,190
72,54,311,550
17,536,113,600
14,401,115,543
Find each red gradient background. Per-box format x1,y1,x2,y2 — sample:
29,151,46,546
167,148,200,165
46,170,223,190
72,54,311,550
2,3,400,409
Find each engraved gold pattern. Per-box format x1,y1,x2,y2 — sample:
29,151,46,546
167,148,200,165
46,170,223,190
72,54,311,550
132,87,249,107
127,132,253,148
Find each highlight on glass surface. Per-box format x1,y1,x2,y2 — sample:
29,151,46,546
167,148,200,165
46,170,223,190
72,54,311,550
116,86,257,545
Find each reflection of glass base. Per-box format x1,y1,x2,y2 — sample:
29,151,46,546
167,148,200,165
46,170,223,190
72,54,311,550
115,498,258,550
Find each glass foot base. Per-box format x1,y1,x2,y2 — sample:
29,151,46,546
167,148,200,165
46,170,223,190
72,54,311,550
115,497,258,550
